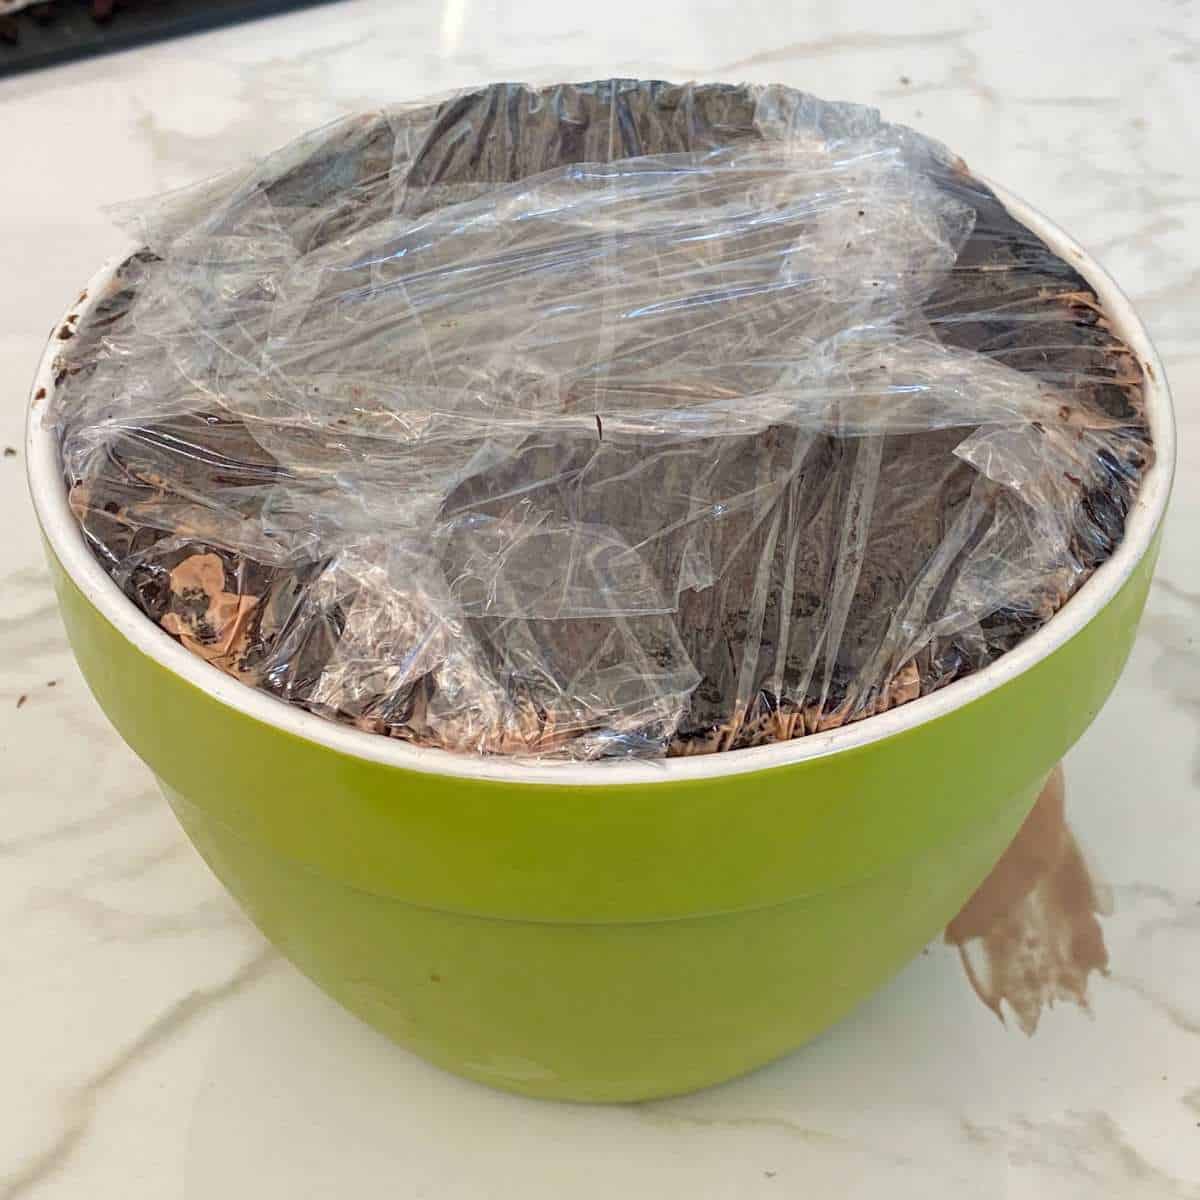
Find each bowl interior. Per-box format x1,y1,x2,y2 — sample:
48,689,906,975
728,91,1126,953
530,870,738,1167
25,182,1176,787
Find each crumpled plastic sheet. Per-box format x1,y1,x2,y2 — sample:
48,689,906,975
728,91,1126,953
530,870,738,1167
51,80,1152,760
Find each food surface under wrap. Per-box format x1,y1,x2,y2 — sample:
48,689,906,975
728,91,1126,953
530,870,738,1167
51,81,1152,760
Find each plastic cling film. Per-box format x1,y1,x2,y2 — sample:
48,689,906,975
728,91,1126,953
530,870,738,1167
51,81,1151,760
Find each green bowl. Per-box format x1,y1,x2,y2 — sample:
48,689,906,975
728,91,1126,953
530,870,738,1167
27,186,1174,1102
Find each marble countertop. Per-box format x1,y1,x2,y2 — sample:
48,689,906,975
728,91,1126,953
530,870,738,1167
2,1,1198,1195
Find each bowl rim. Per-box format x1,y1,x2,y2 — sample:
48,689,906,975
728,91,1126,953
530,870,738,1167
26,180,1176,787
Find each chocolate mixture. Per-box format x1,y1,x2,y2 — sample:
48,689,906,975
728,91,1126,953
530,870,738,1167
51,82,1152,759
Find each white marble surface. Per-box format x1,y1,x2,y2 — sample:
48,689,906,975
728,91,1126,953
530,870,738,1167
2,2,1199,1195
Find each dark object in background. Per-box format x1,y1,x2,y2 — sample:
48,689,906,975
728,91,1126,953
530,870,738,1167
0,0,341,76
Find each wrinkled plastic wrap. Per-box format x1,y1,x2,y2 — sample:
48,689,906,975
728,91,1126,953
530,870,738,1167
51,81,1152,759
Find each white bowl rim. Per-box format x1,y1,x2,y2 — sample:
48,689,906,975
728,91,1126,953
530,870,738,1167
26,181,1176,787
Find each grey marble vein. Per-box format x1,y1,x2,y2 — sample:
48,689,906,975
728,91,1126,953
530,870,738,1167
1108,973,1200,1037
22,887,245,943
1155,578,1200,609
961,1111,1200,1197
635,1107,929,1173
0,789,159,860
706,25,981,73
0,948,279,1200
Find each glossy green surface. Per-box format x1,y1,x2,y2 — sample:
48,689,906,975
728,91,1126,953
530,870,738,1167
45,533,1159,1099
